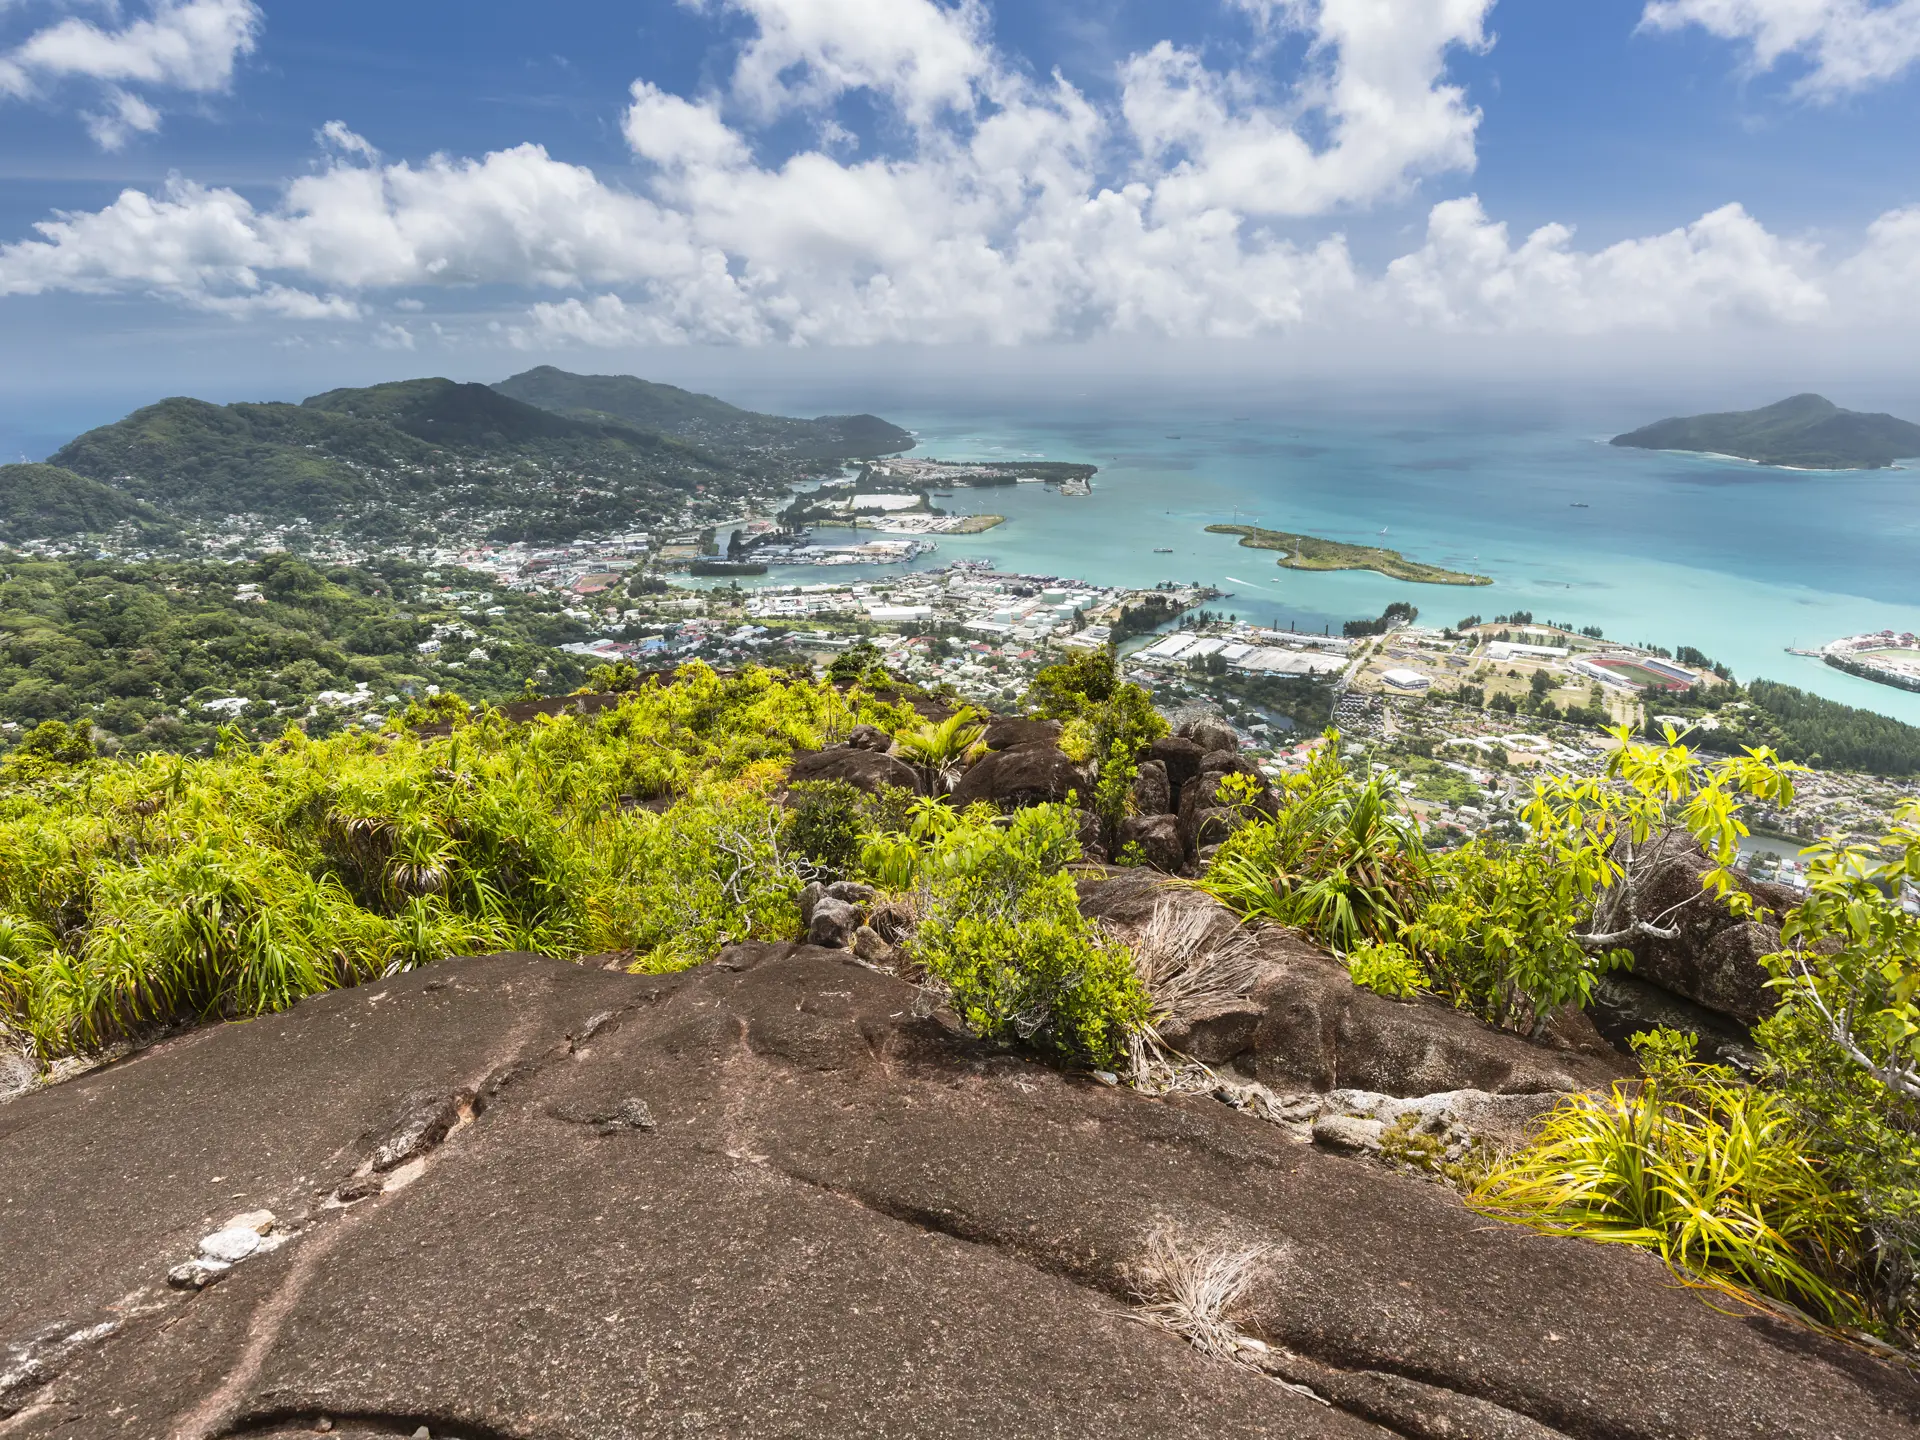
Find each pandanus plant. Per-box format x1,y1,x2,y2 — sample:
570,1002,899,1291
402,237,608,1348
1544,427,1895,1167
894,707,987,795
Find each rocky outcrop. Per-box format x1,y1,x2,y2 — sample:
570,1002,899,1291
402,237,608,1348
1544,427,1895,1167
2,948,1912,1439
981,716,1062,752
844,723,895,752
1179,715,1239,755
1117,814,1184,874
1613,831,1797,1025
1080,873,1632,1098
950,743,1089,809
786,743,924,796
1148,735,1204,803
1130,759,1171,817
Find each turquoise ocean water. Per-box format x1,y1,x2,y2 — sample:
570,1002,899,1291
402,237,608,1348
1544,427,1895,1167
716,398,1920,726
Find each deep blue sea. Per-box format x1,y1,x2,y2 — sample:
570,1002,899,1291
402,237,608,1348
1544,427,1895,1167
727,399,1920,726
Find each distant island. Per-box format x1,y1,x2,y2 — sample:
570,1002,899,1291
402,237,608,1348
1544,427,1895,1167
1610,393,1920,470
1208,524,1493,586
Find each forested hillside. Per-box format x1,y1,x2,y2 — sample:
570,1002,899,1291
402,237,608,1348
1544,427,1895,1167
494,365,913,460
0,463,179,544
0,552,594,752
1741,679,1920,773
1611,393,1920,469
48,382,753,544
42,372,913,546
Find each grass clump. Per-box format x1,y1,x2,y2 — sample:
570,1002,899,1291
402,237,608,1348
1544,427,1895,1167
1201,738,1429,954
1471,1030,1867,1331
0,662,917,1056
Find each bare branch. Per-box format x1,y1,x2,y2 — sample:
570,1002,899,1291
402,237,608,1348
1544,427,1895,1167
1788,953,1920,1101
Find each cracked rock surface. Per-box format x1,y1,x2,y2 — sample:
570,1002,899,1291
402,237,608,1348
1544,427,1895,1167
2,948,1916,1439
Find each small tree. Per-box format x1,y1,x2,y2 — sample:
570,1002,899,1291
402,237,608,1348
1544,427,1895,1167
1767,802,1920,1100
1518,725,1798,956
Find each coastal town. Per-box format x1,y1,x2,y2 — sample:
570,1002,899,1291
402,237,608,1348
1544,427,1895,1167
1814,628,1920,694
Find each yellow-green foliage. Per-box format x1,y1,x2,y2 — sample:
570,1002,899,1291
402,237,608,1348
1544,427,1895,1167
901,801,1151,1068
1202,736,1429,953
0,663,917,1056
1471,1035,1866,1331
1345,940,1427,1000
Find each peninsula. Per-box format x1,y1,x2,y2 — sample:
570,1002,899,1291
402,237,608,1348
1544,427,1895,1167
1208,524,1493,586
1610,393,1920,470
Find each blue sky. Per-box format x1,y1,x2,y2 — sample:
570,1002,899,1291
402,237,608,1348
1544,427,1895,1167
2,0,1919,418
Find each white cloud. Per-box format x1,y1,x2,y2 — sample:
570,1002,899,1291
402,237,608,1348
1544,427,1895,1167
2,0,1916,345
82,86,161,151
622,81,750,171
1641,0,1920,97
1123,0,1492,219
711,0,992,124
317,119,381,164
1833,204,1920,313
1381,196,1829,331
1,0,259,145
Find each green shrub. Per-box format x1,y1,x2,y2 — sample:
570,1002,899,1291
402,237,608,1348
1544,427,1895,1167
1027,648,1166,762
783,780,869,879
1756,1002,1920,1339
1345,940,1427,1000
1202,737,1429,953
0,663,914,1055
1406,838,1627,1036
908,802,1150,1068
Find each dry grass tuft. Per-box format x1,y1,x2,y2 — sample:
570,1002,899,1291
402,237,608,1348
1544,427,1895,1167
1129,897,1267,1021
1130,1228,1269,1359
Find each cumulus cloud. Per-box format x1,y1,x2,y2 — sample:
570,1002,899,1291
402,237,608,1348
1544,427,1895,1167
1123,0,1491,219
712,0,993,124
1,0,1916,344
1381,196,1829,331
1641,0,1920,97
0,0,260,147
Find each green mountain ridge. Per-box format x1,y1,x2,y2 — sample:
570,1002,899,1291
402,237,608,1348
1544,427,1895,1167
492,365,914,459
1610,393,1920,469
41,370,909,544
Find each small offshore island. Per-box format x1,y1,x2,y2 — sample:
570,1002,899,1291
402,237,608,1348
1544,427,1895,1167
1209,523,1493,586
1611,393,1920,470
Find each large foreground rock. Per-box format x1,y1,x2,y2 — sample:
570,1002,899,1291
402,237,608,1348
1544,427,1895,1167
2,949,1913,1439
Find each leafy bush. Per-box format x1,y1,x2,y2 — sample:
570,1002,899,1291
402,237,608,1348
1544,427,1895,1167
1472,1032,1866,1330
1202,737,1429,953
1345,940,1427,999
1407,839,1626,1036
783,780,870,879
907,803,1150,1067
1756,797,1920,1337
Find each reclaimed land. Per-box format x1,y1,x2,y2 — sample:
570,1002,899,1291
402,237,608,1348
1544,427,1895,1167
1208,524,1493,586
